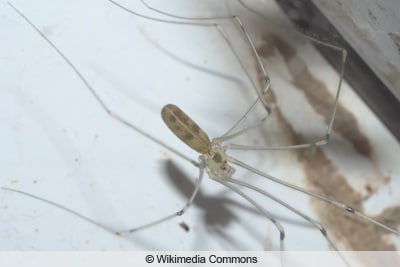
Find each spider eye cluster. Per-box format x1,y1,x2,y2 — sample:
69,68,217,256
203,144,235,179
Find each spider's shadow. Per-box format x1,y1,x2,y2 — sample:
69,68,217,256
163,160,259,248
161,160,313,249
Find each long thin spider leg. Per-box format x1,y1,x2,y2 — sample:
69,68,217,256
139,0,273,111
326,47,347,138
225,140,327,151
216,114,269,143
227,156,400,236
141,1,345,147
222,177,352,267
138,0,273,112
1,167,205,236
106,0,212,25
225,45,347,151
221,178,338,251
232,15,271,101
238,0,268,21
213,21,271,136
7,2,198,168
235,0,349,151
212,15,273,138
214,94,270,143
142,29,246,85
1,187,116,235
132,2,273,140
211,178,285,251
108,0,272,136
139,0,230,20
118,166,206,235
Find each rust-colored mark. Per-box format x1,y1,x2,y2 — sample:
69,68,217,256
362,176,390,201
365,184,373,194
160,150,172,160
179,221,190,232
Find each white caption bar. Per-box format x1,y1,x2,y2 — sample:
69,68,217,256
1,251,399,267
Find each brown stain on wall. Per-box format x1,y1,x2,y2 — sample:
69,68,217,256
265,88,395,250
260,35,372,157
256,35,400,251
389,32,400,54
